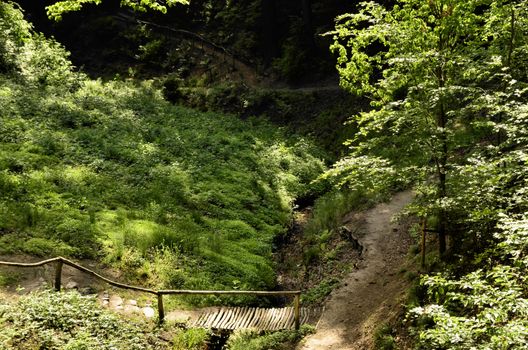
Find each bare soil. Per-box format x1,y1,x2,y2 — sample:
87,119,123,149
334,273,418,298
297,191,414,350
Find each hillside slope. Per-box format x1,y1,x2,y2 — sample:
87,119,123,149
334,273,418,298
0,2,326,300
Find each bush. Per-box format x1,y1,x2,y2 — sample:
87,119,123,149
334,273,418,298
374,324,396,350
172,328,209,350
0,290,168,349
226,325,315,350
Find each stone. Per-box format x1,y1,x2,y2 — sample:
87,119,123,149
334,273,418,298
109,295,123,308
65,281,78,289
124,304,141,314
142,306,156,318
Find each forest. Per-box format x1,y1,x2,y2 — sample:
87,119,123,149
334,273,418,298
0,0,527,349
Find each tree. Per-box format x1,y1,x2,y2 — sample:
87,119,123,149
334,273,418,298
327,0,528,256
45,0,189,21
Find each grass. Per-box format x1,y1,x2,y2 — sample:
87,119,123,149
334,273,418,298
0,2,328,305
0,77,325,299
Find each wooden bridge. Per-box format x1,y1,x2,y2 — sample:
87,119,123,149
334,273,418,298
193,306,321,331
0,257,317,330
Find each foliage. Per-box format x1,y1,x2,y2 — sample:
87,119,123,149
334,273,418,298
45,0,189,21
330,0,528,347
300,277,340,305
225,325,315,350
0,2,31,73
171,83,362,157
374,323,396,350
172,328,209,350
0,2,326,303
328,0,528,253
0,290,168,349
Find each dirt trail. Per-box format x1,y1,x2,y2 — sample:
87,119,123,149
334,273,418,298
298,191,414,350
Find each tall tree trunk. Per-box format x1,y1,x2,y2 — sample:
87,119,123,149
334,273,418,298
436,31,448,257
301,0,316,51
261,0,279,63
437,102,448,256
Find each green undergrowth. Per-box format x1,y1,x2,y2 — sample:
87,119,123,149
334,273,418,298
166,81,365,157
0,2,326,305
225,325,315,350
0,290,171,349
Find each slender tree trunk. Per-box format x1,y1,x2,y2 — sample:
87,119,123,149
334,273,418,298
498,6,516,147
261,0,279,63
436,31,448,257
506,5,515,68
301,0,316,51
437,103,448,256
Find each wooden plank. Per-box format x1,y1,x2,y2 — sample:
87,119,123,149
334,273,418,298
216,307,233,329
283,307,294,329
255,308,267,329
233,306,247,329
206,309,219,328
258,308,273,330
222,307,237,329
266,308,278,330
250,308,264,329
207,307,226,329
198,311,211,327
300,307,308,325
269,308,281,331
259,308,271,330
250,308,262,329
194,312,207,327
231,307,245,329
194,312,208,327
274,307,285,330
280,307,291,330
222,307,240,329
240,307,255,329
232,307,245,329
212,308,229,329
240,307,255,328
262,308,275,330
204,307,221,328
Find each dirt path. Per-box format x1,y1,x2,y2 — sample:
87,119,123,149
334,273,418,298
298,191,414,350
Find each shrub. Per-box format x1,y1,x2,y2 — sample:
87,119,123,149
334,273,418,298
226,325,315,350
0,290,168,349
172,328,209,350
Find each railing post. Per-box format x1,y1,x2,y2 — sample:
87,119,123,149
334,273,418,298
157,293,165,324
55,259,63,292
294,292,300,330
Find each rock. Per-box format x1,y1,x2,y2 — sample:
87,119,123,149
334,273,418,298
124,304,141,314
339,226,364,253
142,306,156,318
65,281,78,289
127,299,137,306
79,286,97,295
109,295,123,308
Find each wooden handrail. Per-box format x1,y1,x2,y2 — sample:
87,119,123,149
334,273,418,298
60,257,158,295
158,289,301,296
0,257,302,328
0,256,62,267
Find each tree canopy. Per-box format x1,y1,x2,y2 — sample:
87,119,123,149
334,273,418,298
46,0,189,21
326,0,528,346
327,0,528,254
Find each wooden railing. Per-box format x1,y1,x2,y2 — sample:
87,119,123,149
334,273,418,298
0,257,302,328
